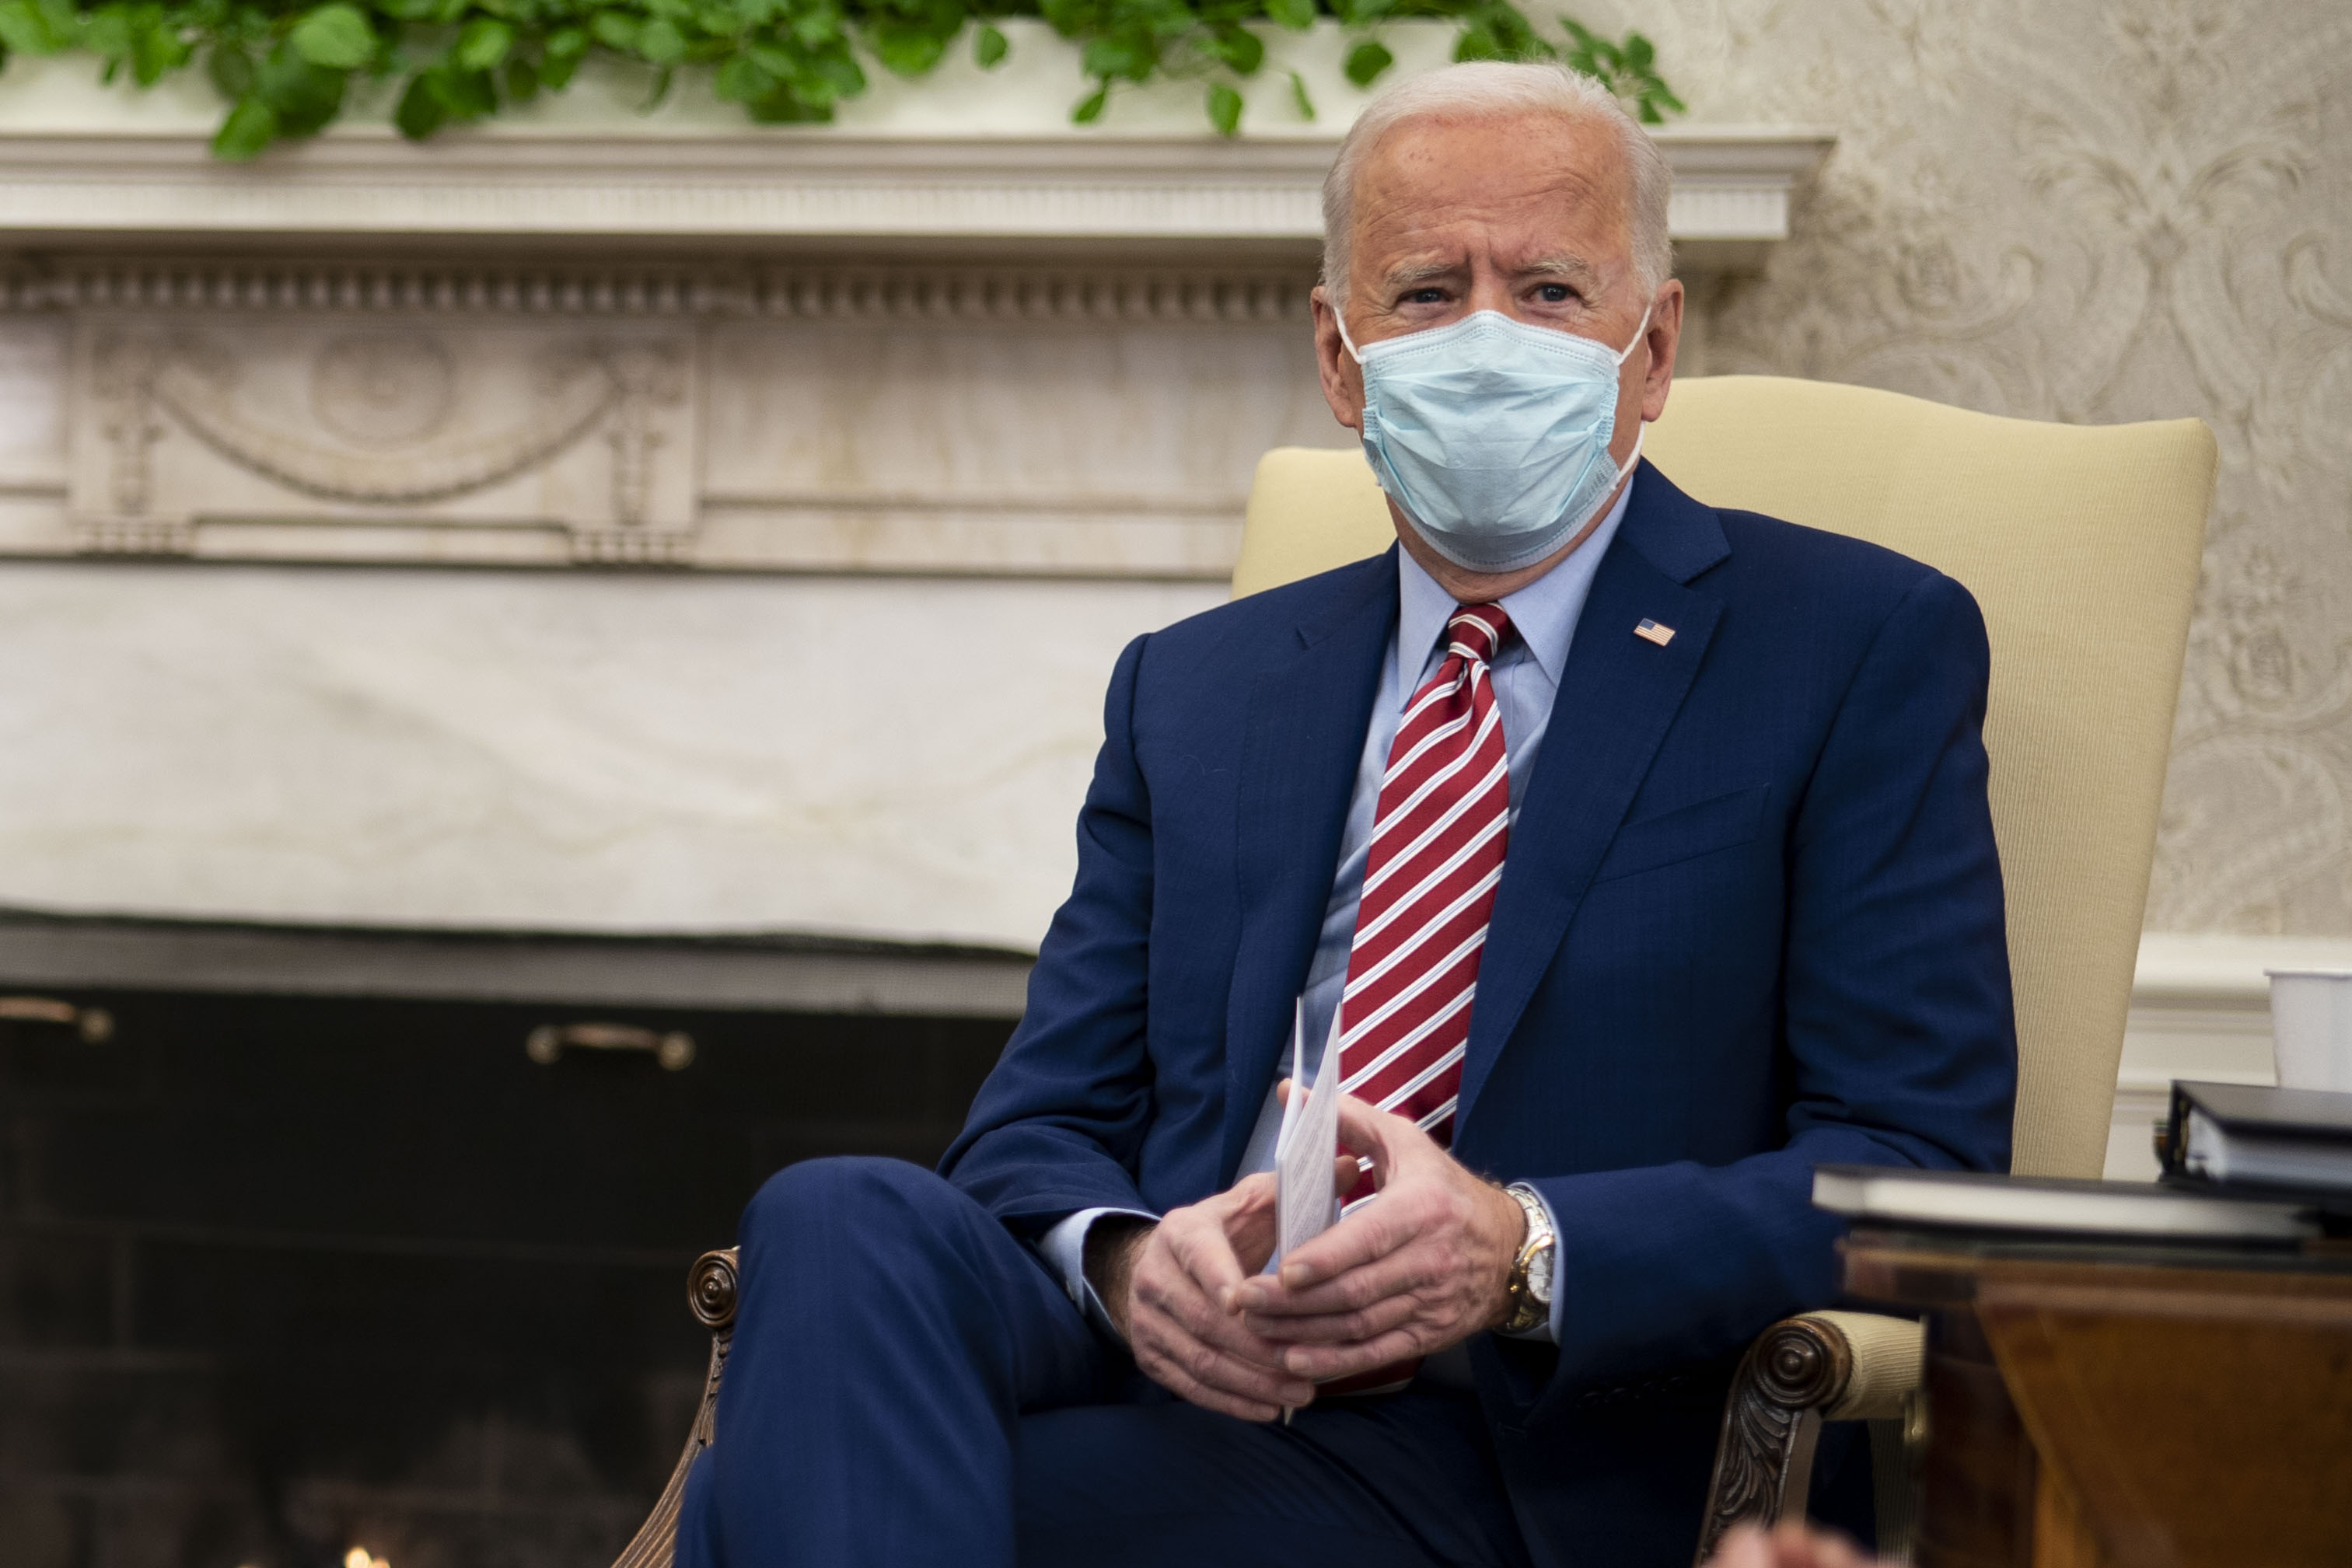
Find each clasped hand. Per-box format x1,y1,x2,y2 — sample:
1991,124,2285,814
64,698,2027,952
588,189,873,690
1099,1088,1527,1422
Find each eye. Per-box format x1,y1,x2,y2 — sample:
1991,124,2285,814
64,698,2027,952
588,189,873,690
1403,287,1447,305
1535,284,1574,304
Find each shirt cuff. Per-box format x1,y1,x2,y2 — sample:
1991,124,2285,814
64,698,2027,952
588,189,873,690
1036,1206,1159,1344
1496,1186,1561,1346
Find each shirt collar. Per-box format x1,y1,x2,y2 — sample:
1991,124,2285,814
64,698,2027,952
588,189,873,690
1395,473,1638,693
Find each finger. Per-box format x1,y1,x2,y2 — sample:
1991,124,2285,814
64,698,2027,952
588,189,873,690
1243,1238,1438,1318
1700,1525,1772,1568
1134,1341,1284,1423
1326,1152,1375,1207
1241,1288,1417,1345
1254,1196,1421,1297
1162,1210,1251,1307
1132,1290,1316,1406
1769,1522,1868,1568
1138,1239,1305,1378
1330,1091,1417,1175
1277,1324,1424,1381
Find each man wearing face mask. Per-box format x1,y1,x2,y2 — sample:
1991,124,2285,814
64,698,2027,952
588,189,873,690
680,61,2015,1568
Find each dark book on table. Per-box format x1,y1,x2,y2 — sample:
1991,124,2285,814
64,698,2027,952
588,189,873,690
1811,1163,2318,1243
2159,1080,2352,1198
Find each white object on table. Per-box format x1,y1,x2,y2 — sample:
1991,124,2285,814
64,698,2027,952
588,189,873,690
2266,968,2352,1091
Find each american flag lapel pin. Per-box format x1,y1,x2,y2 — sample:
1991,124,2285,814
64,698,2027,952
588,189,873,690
1634,618,1676,647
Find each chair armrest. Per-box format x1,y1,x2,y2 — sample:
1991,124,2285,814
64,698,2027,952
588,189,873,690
1691,1311,1923,1564
613,1248,741,1568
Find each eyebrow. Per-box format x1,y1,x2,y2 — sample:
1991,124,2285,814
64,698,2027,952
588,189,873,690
1378,253,1605,293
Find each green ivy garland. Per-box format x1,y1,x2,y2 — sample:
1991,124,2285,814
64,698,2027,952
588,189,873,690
0,0,1679,159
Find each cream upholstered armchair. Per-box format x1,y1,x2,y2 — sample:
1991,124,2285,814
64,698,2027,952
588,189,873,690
1233,375,2214,1563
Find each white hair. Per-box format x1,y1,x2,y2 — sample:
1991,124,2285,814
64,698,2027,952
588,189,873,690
1319,61,1674,311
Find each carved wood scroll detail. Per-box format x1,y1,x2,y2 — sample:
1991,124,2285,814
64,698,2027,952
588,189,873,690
612,1247,739,1568
1693,1315,1857,1566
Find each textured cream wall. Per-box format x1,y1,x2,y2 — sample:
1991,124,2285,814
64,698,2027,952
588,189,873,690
1593,0,2352,935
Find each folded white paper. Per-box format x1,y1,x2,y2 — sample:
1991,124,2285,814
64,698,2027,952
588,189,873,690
1274,998,1347,1271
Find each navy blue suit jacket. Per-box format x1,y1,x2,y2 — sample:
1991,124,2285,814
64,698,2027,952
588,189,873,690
940,461,2017,1563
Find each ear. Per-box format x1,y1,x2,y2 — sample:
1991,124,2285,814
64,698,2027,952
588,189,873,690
1640,278,1685,424
1312,287,1365,434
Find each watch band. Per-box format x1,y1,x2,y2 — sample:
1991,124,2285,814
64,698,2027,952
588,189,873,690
1499,1182,1556,1337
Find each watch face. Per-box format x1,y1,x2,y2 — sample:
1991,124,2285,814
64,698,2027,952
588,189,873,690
1526,1241,1555,1306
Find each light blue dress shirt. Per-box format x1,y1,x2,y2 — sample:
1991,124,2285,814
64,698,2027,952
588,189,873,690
1040,477,1640,1348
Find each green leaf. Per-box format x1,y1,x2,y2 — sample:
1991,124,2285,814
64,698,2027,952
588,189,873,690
1451,23,1498,61
1205,79,1242,136
453,16,514,71
288,3,375,69
206,41,254,100
869,23,945,77
131,19,191,86
1287,65,1312,119
972,20,1006,67
80,8,132,61
589,11,640,50
393,69,446,137
1342,37,1389,86
534,26,586,85
641,62,673,107
1071,83,1107,124
1080,36,1147,82
211,95,278,158
638,16,687,62
255,44,348,134
503,54,538,99
0,0,71,54
1210,22,1261,73
1265,0,1313,29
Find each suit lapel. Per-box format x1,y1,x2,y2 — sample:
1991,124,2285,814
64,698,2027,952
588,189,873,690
1456,465,1730,1130
1219,550,1398,1184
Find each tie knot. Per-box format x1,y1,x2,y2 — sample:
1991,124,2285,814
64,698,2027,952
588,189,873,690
1445,603,1511,666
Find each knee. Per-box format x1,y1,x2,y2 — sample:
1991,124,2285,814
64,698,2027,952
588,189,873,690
739,1155,964,1259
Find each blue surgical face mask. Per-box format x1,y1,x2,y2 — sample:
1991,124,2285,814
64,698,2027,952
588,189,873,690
1338,306,1650,574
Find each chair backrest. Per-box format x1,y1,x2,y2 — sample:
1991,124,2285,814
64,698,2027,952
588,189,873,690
1232,376,2215,1179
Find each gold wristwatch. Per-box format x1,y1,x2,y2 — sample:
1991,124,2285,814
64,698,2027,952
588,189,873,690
1498,1182,1557,1337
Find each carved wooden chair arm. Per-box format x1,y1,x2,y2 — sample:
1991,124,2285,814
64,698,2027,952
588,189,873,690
613,1248,741,1568
1692,1309,1924,1564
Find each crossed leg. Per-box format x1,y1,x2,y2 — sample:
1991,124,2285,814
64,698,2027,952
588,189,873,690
676,1157,1527,1568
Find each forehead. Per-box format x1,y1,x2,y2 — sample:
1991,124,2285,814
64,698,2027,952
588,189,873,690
1348,110,1633,272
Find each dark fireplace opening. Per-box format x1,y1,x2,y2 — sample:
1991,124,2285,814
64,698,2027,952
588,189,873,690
1,978,1015,1568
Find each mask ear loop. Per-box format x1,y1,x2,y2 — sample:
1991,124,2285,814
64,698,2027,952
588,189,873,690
1333,305,1365,365
1605,303,1656,489
1613,304,1654,367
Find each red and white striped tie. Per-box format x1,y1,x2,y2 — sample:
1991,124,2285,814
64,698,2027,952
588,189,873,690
1312,604,1512,1398
1337,602,1513,1151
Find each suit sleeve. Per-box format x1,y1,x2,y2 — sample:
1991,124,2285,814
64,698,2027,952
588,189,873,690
1525,570,2017,1390
937,634,1162,1232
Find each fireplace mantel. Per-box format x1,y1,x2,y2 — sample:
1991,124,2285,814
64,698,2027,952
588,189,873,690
1,44,1830,262
0,124,1828,263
